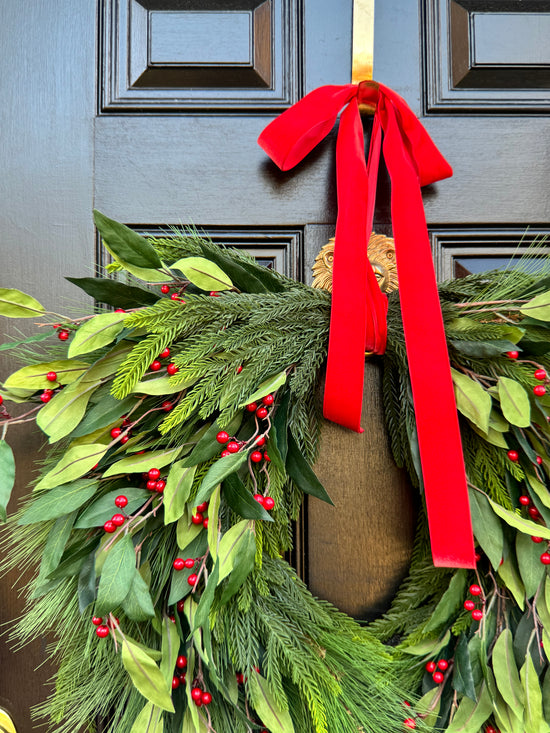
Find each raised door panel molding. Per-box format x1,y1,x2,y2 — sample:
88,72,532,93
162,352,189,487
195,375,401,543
425,0,550,113
100,0,299,112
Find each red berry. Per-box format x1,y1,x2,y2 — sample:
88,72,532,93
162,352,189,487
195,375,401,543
471,609,484,621
46,371,57,382
203,517,209,528
196,501,208,513
474,552,481,562
529,506,541,519
179,673,186,684
92,616,103,626
469,584,482,596
209,291,220,297
201,691,212,705
507,450,519,462
162,401,173,412
111,513,125,527
532,536,544,543
425,661,436,673
148,468,161,480
155,480,166,492
263,496,275,511
236,673,244,684
535,369,547,380
536,455,543,465
464,600,475,610
251,450,263,463
0,395,3,405
191,513,204,525
95,625,110,638
120,435,129,444
110,427,122,439
236,365,243,374
172,676,180,689
263,452,271,462
191,687,203,702
40,391,53,403
161,284,171,294
220,450,230,457
188,574,198,587
159,348,171,359
176,655,187,669
58,329,70,341
506,350,519,359
246,402,257,412
519,495,531,506
404,720,416,730
170,292,180,300
176,600,185,612
150,360,162,371
173,558,185,571
184,558,195,569
534,385,546,396
147,479,158,490
255,436,266,446
167,363,179,375
216,431,229,444
540,552,550,565
437,659,449,671
485,727,498,733
103,520,116,533
256,407,268,419
262,394,274,405
115,495,128,508
432,671,444,684
226,441,240,453
253,494,264,505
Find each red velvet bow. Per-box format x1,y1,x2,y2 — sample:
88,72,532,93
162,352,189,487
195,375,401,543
258,81,475,568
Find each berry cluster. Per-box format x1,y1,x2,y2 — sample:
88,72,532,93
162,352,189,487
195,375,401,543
144,467,166,493
425,657,449,684
190,685,212,707
172,654,187,689
103,495,129,533
52,323,71,341
517,495,550,563
110,416,133,445
92,615,118,638
505,354,548,396
464,584,484,621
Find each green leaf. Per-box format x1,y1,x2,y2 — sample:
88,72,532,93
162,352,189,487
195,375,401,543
34,444,108,490
493,629,524,718
193,560,220,630
471,423,509,449
222,472,274,522
193,452,248,507
526,473,550,509
19,479,98,524
469,488,504,570
77,552,97,612
453,633,477,701
451,368,492,433
488,495,550,539
160,615,180,686
103,447,182,478
220,527,256,604
133,375,193,396
37,511,77,583
239,371,287,407
446,680,492,733
273,389,290,462
424,569,467,632
120,635,174,712
176,516,203,552
286,433,333,504
0,287,45,318
4,359,90,391
181,413,243,467
249,671,294,733
82,342,134,382
66,276,159,309
543,668,550,723
95,534,136,615
217,520,255,583
163,463,196,524
94,210,162,270
520,291,550,321
195,241,267,294
69,393,136,438
520,655,549,733
516,532,545,598
450,339,520,358
168,531,208,605
130,703,163,733
401,630,451,656
207,485,221,561
37,378,101,442
0,331,52,352
170,256,233,292
68,312,128,358
75,488,150,528
498,556,525,610
0,441,15,522
497,377,531,428
123,568,156,621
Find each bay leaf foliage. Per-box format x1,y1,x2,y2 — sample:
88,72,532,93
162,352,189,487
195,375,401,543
2,223,550,732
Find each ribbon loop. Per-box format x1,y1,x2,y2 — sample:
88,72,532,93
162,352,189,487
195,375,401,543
258,82,475,569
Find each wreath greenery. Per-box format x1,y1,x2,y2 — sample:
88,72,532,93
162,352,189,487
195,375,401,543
2,213,550,733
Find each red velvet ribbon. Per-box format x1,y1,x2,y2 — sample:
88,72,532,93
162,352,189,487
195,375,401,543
258,81,475,568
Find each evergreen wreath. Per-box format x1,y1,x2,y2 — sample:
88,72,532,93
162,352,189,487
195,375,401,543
2,212,550,733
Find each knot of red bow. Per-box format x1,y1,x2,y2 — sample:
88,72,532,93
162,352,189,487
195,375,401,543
258,81,475,568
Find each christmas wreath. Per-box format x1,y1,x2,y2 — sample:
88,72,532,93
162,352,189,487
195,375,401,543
1,82,550,733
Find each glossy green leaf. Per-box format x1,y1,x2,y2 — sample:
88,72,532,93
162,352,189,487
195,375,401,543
516,532,545,598
239,371,287,407
181,413,242,467
217,520,254,584
19,479,98,524
170,256,233,292
70,394,136,438
94,210,162,270
520,291,550,321
123,569,156,621
195,240,267,294
220,527,256,604
469,488,504,570
424,569,467,632
160,615,180,686
4,359,90,391
451,368,492,434
286,433,333,504
249,671,294,733
446,680,492,732
453,634,477,701
121,636,174,712
95,534,136,615
497,377,531,428
163,462,196,524
488,495,550,539
37,378,101,442
77,552,97,612
34,444,107,490
68,312,128,358
450,339,520,358
207,485,221,561
193,451,248,506
222,472,273,522
37,511,77,584
129,702,163,733
493,629,524,718
520,655,549,733
75,488,150,528
498,556,526,610
103,447,182,478
0,440,15,522
66,276,159,309
0,287,45,318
